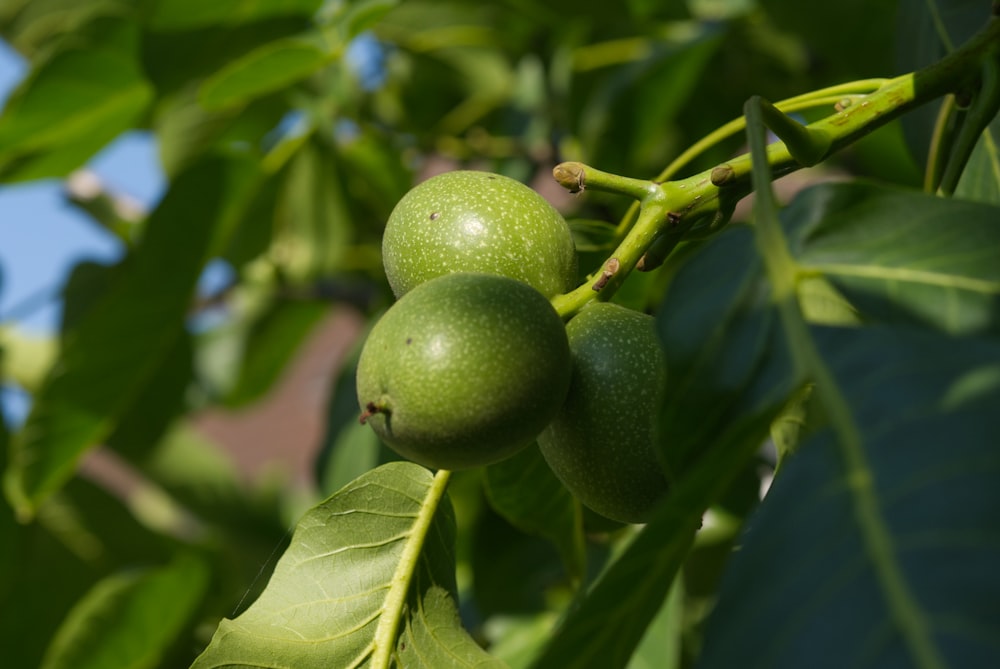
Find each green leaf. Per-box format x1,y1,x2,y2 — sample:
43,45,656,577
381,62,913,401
786,181,1000,335
192,462,506,668
0,474,177,669
0,16,153,181
627,574,683,669
198,33,334,110
273,135,356,279
39,552,209,669
655,227,790,475
696,325,1000,668
955,115,1000,205
148,0,323,30
3,156,259,517
224,298,329,408
484,445,585,581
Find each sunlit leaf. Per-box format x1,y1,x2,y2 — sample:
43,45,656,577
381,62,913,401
0,17,152,181
786,181,1000,335
697,325,1000,668
192,462,506,668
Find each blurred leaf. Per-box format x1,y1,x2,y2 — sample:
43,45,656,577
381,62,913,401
484,445,585,581
0,0,126,58
39,552,209,669
528,227,799,669
568,218,617,253
573,25,723,174
786,181,1000,335
627,574,683,669
148,0,322,30
0,474,176,669
106,331,194,460
655,227,790,475
198,33,333,111
471,500,566,617
955,115,1000,205
0,325,57,391
895,0,988,167
274,135,355,279
224,298,328,408
3,156,259,517
696,325,1000,668
759,0,897,80
0,16,153,181
192,462,506,668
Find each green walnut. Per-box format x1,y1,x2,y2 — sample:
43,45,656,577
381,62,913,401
381,170,577,298
356,272,572,470
537,302,669,523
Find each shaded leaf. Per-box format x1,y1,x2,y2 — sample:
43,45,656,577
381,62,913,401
148,0,322,30
224,298,329,408
528,227,799,669
40,552,209,669
697,325,1000,668
955,115,1000,205
192,462,505,668
0,16,153,181
198,33,333,110
786,181,1000,335
3,156,259,517
484,445,585,581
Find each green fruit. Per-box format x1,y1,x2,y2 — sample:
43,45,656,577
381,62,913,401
356,272,572,470
537,302,669,523
382,170,578,298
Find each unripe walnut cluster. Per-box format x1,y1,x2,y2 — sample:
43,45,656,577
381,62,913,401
357,170,669,522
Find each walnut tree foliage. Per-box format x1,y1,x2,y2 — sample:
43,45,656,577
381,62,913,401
1,1,999,667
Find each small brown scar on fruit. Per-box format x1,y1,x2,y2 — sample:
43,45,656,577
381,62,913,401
405,337,413,345
429,211,440,220
710,164,735,187
359,401,386,424
592,257,620,291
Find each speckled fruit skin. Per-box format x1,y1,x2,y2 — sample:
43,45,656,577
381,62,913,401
356,273,572,470
382,170,578,298
537,302,669,523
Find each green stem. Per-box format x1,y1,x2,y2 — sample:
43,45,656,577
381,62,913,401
550,15,1000,318
371,468,452,667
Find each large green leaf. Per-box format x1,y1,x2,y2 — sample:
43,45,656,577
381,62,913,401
528,227,800,669
696,325,1000,668
2,156,259,517
785,181,1000,335
0,16,153,181
484,444,585,581
39,552,209,669
192,462,507,668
